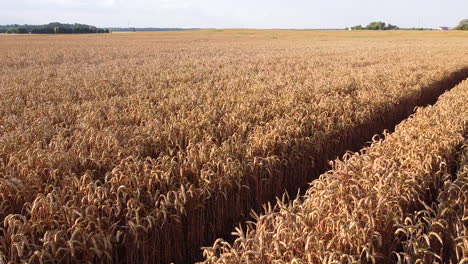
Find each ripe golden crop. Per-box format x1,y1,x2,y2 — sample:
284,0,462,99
0,30,467,263
204,79,468,263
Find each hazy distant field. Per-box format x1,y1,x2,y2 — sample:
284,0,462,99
0,30,467,263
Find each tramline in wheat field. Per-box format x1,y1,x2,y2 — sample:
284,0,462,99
0,30,467,263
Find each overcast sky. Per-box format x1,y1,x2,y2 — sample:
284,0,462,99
1,0,467,28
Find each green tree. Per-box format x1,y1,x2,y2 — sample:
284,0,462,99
386,23,398,30
32,26,54,34
350,22,399,31
454,19,468,30
1,22,109,34
351,25,364,30
17,27,28,34
366,21,386,30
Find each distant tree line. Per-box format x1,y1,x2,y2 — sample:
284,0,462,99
403,27,433,31
454,19,468,30
0,22,110,34
350,21,399,30
348,19,468,31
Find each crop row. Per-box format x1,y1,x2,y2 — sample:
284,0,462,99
0,33,467,263
204,79,468,263
393,139,468,263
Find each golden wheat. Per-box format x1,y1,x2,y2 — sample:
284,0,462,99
204,79,468,263
392,139,468,263
0,30,467,263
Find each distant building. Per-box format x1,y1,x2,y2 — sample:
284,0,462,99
436,26,450,31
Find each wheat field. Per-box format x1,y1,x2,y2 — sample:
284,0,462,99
204,79,468,264
0,30,467,263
